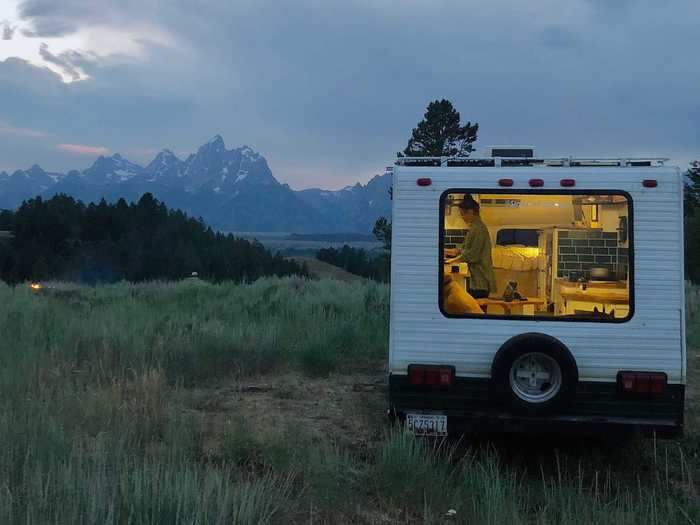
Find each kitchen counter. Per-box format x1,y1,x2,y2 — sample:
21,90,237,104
555,278,629,304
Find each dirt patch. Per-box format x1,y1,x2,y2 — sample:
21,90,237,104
190,367,387,459
291,256,365,283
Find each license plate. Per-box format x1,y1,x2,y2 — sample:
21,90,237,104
406,414,447,436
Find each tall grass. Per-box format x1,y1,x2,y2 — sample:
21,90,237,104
0,277,388,389
0,277,386,524
0,278,698,523
372,431,699,524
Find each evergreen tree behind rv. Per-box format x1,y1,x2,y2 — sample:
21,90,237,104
684,161,700,282
402,99,479,158
374,98,479,258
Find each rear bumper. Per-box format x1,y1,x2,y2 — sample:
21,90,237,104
389,375,685,438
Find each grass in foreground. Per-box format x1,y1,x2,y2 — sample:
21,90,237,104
0,278,698,524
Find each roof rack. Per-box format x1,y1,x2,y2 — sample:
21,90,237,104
395,157,669,168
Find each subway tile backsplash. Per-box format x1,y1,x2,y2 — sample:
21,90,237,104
557,229,627,280
444,229,469,250
447,228,628,280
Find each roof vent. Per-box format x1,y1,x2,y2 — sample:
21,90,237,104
484,146,535,158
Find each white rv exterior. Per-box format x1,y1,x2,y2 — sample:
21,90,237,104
388,157,685,436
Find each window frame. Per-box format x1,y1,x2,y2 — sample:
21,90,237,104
438,188,635,323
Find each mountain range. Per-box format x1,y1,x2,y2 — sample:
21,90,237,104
0,135,392,233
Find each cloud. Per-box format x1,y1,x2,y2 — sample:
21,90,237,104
584,0,637,11
539,26,579,49
18,0,80,37
56,143,109,156
2,21,16,40
0,120,48,138
38,42,88,81
0,0,698,188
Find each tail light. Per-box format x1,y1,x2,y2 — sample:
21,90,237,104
408,365,455,387
617,371,667,395
498,178,514,187
416,178,432,186
529,178,544,187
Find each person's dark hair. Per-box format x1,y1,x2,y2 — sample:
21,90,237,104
458,197,480,214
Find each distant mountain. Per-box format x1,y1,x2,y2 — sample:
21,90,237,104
0,136,392,233
296,173,392,233
0,165,65,209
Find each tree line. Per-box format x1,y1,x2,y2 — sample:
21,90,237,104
684,161,700,282
0,193,307,284
316,245,389,282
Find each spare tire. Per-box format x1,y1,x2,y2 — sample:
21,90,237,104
491,333,578,416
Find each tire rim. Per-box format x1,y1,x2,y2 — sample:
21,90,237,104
509,352,562,403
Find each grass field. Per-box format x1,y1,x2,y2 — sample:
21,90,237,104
0,278,698,524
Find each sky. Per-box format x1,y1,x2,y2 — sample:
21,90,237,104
0,0,698,189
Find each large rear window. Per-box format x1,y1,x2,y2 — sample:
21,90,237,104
440,190,633,322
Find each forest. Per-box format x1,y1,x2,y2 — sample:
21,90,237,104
0,193,307,284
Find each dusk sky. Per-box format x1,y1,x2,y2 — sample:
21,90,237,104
0,0,698,189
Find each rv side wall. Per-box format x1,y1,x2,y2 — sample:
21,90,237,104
388,166,685,385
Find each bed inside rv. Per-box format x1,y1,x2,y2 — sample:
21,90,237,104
441,191,631,321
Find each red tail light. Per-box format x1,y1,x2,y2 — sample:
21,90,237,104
498,178,514,187
642,179,658,188
408,365,455,387
416,178,432,186
560,179,576,187
617,371,667,395
529,178,544,187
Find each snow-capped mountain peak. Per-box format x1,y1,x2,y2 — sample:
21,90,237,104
84,153,143,183
143,149,183,183
0,135,392,233
202,134,225,152
239,145,260,161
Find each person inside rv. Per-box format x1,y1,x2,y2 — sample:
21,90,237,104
440,191,631,320
444,197,496,299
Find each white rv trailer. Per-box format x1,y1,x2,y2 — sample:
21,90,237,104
388,152,685,437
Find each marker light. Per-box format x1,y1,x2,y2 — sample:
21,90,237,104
408,365,455,387
617,371,667,395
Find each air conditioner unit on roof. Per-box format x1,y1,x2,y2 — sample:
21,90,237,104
483,146,535,158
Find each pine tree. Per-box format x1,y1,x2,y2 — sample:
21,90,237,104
373,217,392,251
684,160,700,216
684,161,700,282
402,99,479,157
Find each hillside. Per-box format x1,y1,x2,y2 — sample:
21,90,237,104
0,136,392,234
